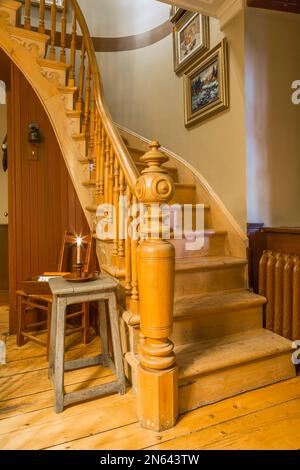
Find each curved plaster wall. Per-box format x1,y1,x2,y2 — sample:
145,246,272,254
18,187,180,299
79,0,247,230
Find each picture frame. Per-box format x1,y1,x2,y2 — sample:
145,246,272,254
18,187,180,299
170,6,186,24
184,39,229,127
173,11,210,74
21,0,64,11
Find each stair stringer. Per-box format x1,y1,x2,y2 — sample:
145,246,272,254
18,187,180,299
0,24,93,229
115,123,248,259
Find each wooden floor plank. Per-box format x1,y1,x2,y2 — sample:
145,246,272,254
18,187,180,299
1,306,299,450
0,364,114,402
0,337,101,378
0,375,115,420
149,398,300,450
5,330,97,363
47,377,300,450
0,391,136,450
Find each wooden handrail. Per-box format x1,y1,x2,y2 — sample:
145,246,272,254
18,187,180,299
69,0,140,194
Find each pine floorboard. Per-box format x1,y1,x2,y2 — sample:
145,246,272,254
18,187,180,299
0,306,299,450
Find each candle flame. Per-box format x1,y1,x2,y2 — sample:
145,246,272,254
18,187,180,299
76,236,82,246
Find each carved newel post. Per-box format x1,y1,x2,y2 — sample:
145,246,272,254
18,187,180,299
135,141,178,431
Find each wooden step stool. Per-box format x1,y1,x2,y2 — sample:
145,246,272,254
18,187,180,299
48,275,126,413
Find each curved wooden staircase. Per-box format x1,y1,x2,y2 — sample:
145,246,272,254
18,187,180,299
0,0,295,431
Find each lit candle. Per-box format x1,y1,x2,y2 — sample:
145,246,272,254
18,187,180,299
76,236,82,264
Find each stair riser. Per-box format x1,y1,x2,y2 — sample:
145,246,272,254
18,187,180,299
96,240,114,267
175,265,247,296
172,306,263,345
171,186,196,205
73,139,86,160
179,352,296,413
170,206,211,231
120,306,263,355
0,3,21,27
81,162,90,179
171,234,227,258
8,31,48,58
39,65,68,86
129,149,144,162
67,116,80,134
61,92,77,111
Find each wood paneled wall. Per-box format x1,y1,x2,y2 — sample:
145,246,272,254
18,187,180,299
7,60,89,333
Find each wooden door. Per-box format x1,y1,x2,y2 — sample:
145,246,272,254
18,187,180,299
0,224,8,304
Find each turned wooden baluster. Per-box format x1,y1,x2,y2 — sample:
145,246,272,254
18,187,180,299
60,0,67,62
265,251,276,331
24,0,31,30
135,141,177,431
292,256,300,340
108,146,114,205
68,14,77,86
76,41,86,113
130,194,139,310
49,0,57,60
82,63,91,135
125,187,132,295
104,136,110,203
283,254,294,339
118,168,125,258
274,253,284,335
112,157,120,258
88,89,95,169
96,126,105,198
38,0,46,34
94,117,101,199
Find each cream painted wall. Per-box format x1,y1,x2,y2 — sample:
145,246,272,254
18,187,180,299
0,101,8,226
91,0,247,229
78,0,170,37
246,8,300,226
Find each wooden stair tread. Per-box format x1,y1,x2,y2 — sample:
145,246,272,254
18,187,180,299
136,161,177,172
0,0,22,8
174,289,266,319
86,205,97,212
177,329,293,380
66,109,81,118
36,58,70,70
82,180,95,187
58,85,78,94
0,0,22,13
175,183,196,189
126,145,144,155
171,202,210,210
173,229,226,238
175,256,247,272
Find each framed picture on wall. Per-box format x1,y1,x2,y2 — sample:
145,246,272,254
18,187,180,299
173,11,210,74
184,39,229,127
170,6,186,23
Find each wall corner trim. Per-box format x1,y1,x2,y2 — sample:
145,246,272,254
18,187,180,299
218,0,246,30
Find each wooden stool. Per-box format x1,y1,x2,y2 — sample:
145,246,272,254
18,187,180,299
48,275,126,413
16,291,90,357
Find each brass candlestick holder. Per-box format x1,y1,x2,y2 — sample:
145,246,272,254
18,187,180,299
74,263,84,279
64,263,97,283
